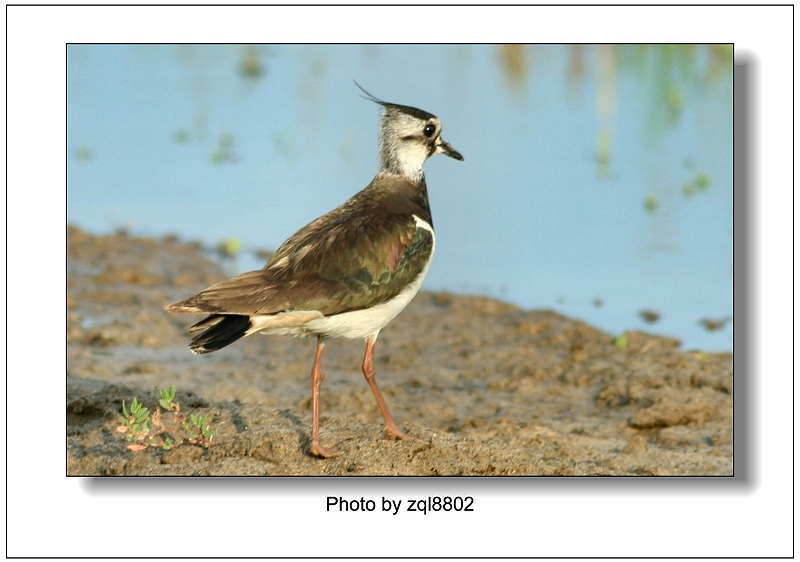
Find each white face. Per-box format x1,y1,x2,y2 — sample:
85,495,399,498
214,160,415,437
381,113,444,180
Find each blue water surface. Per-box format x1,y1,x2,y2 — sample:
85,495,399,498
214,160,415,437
67,44,733,351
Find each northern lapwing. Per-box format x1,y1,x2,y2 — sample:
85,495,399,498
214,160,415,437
166,84,463,457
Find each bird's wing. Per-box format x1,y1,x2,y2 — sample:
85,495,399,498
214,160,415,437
166,213,433,317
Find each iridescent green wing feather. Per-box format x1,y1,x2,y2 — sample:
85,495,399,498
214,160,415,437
268,213,433,313
169,214,432,317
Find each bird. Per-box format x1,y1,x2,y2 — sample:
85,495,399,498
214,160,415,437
165,83,463,458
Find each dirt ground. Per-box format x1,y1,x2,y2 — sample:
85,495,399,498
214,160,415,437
66,225,733,476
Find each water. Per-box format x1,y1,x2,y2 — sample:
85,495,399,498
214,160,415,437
67,44,733,351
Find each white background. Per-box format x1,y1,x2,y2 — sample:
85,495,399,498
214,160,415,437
5,3,793,558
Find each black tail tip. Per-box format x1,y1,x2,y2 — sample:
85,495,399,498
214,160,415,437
188,314,250,353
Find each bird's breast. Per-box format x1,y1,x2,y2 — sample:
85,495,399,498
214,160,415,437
302,215,435,340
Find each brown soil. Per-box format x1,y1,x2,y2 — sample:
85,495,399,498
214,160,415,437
67,225,733,476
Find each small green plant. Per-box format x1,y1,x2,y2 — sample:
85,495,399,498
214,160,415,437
117,385,215,452
210,132,237,165
643,194,658,214
75,144,94,163
186,413,215,440
121,398,151,435
215,237,242,260
683,171,711,198
172,129,191,144
614,333,630,351
159,384,178,410
695,171,711,190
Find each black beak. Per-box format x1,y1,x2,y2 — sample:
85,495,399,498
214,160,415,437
439,139,464,161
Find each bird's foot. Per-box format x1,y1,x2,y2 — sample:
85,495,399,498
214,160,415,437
383,423,429,445
310,441,341,458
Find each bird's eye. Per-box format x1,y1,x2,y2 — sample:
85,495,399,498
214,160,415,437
423,124,436,137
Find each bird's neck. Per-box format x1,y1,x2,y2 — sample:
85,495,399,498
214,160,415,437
379,143,426,182
370,171,433,228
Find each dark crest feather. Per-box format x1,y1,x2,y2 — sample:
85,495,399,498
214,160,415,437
353,80,437,122
353,80,389,106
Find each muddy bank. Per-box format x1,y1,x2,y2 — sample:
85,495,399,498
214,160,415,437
66,226,733,475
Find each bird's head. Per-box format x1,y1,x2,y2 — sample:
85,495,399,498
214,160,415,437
356,82,463,181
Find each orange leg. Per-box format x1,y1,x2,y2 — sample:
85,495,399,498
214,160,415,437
309,338,340,458
362,332,425,442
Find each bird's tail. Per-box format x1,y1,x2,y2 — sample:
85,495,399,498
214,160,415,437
187,314,251,354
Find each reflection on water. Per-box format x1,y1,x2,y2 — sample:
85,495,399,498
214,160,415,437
499,44,529,94
67,44,733,351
